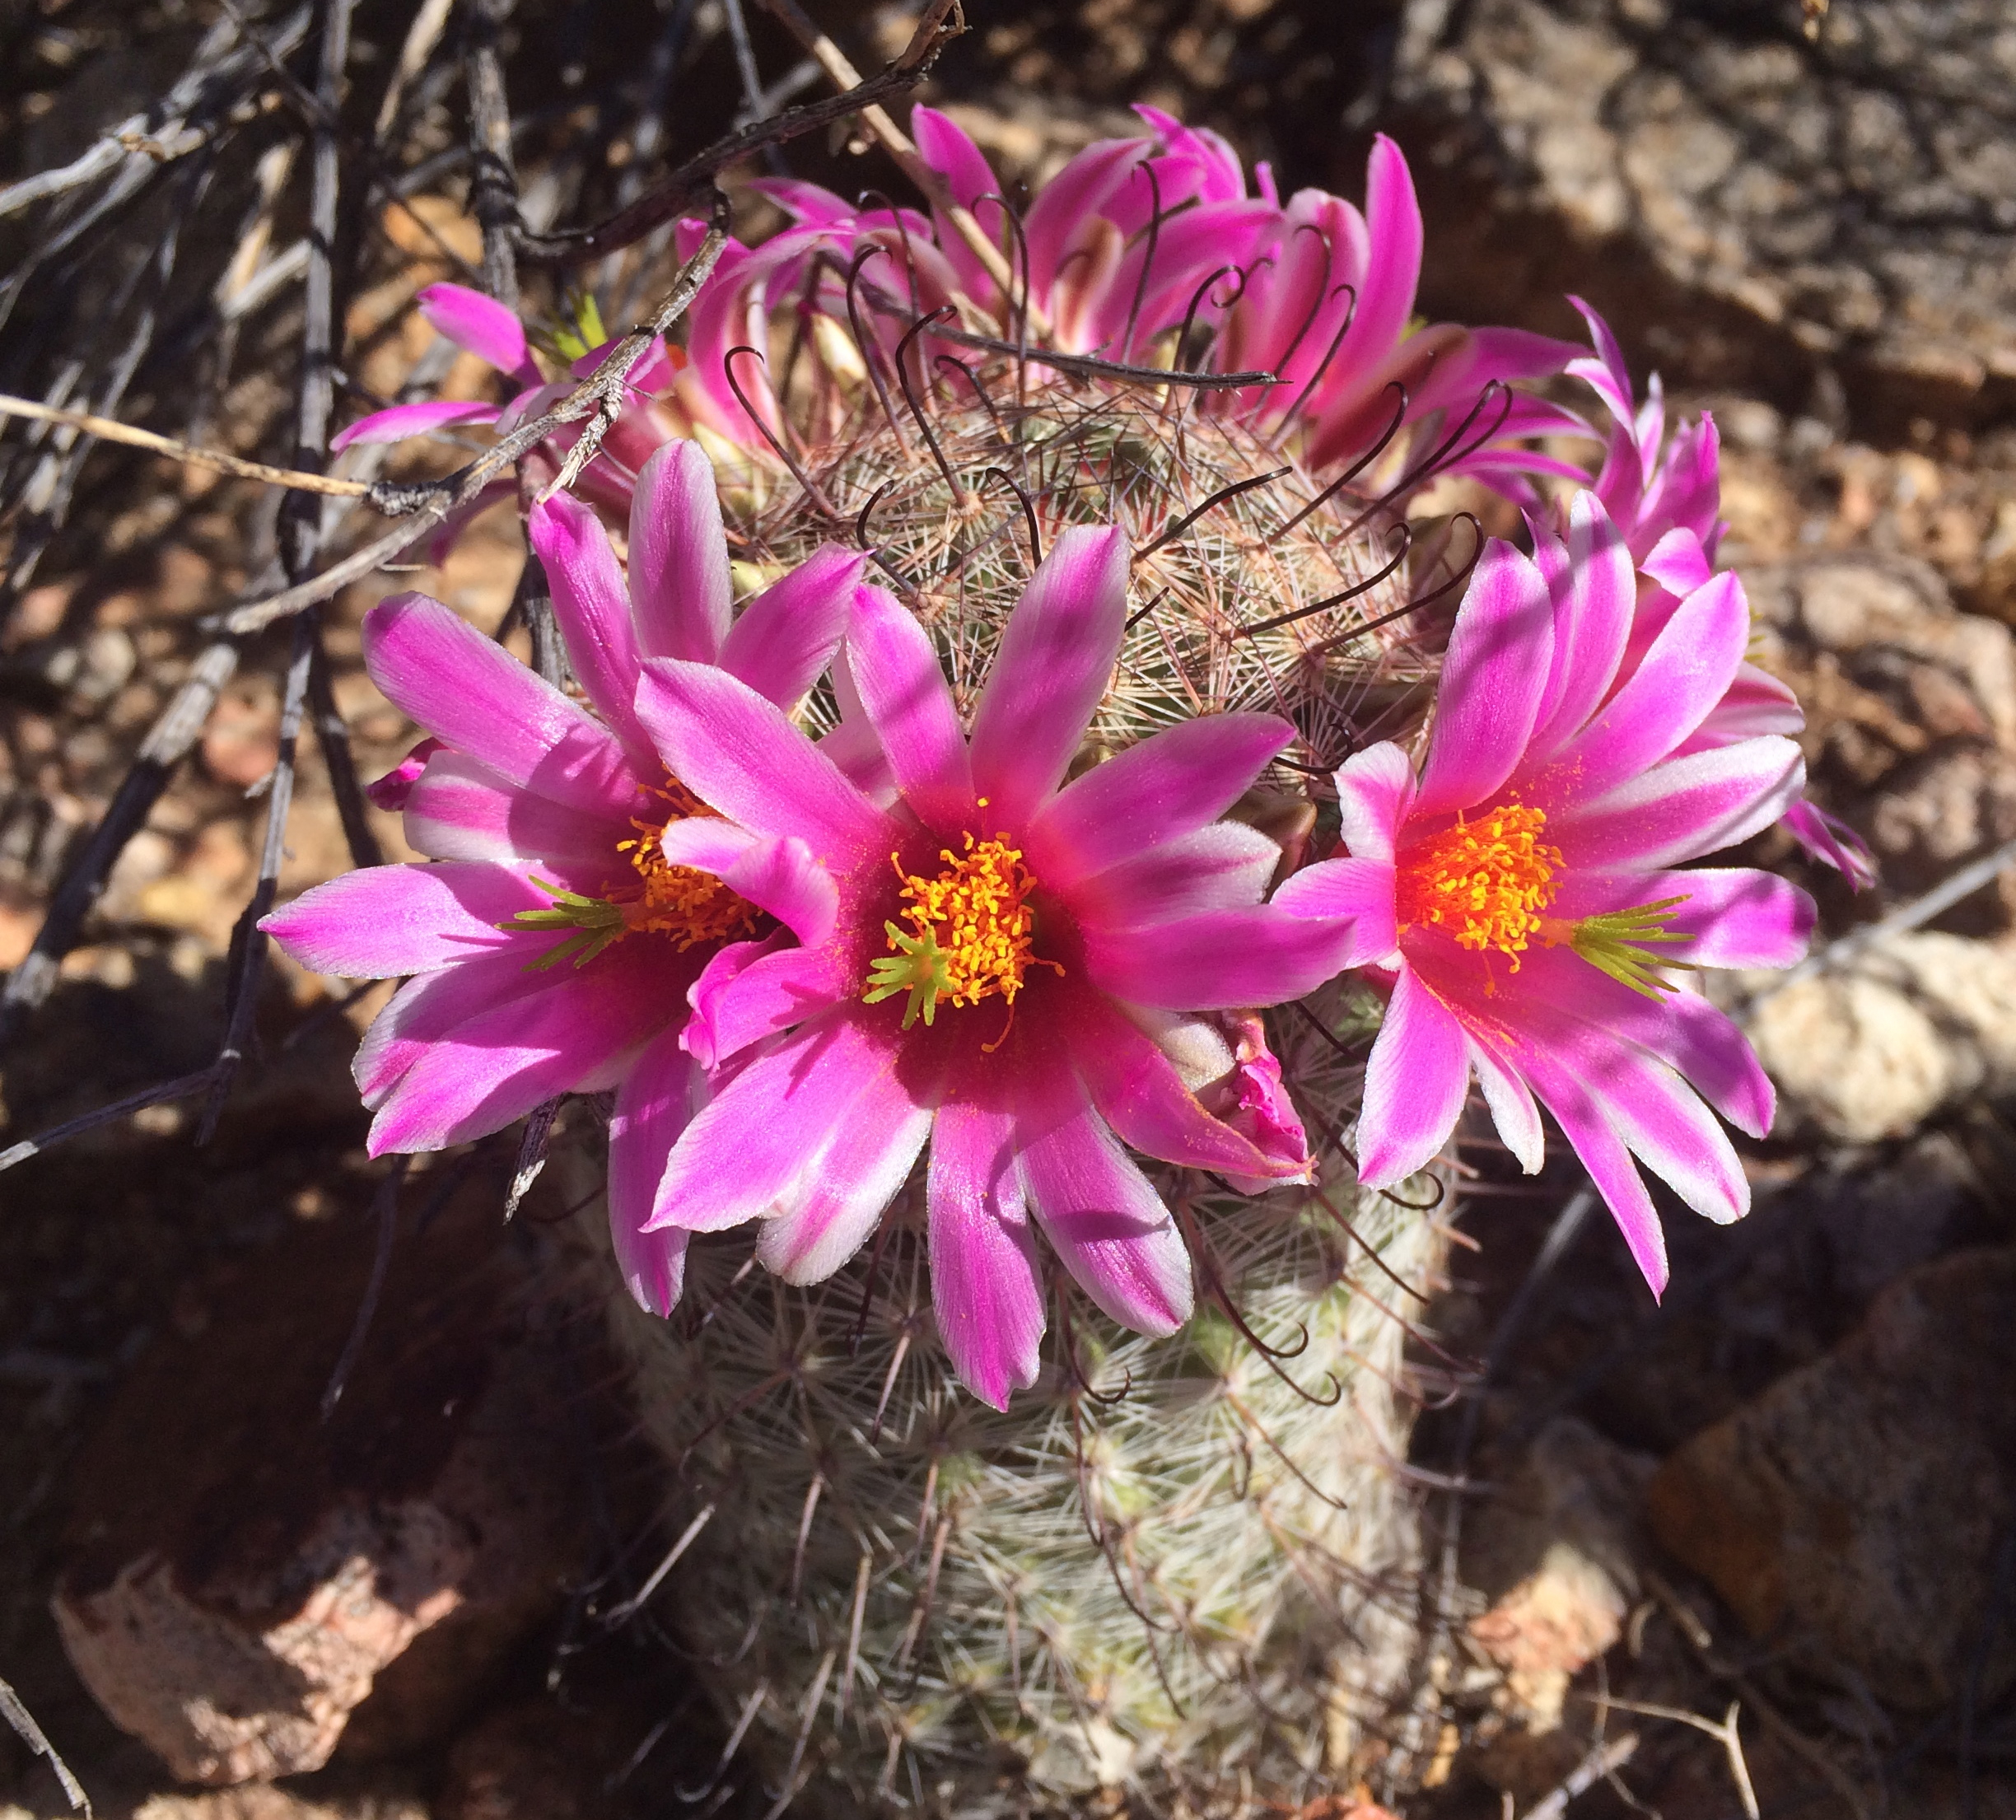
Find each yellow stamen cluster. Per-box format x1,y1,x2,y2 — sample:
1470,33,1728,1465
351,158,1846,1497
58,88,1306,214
504,777,759,968
617,816,764,951
1395,803,1562,961
864,833,1060,1029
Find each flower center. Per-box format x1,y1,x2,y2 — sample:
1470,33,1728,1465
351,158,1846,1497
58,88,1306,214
1394,803,1561,960
863,833,1062,1030
504,780,761,969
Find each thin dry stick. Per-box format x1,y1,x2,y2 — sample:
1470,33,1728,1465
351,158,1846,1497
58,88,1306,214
467,0,522,309
0,1678,89,1817
1584,1694,1760,1819
514,0,965,265
374,0,455,137
0,394,369,494
0,10,281,221
1521,1731,1640,1820
0,1068,217,1173
1644,1570,1873,1820
198,0,357,1141
320,1155,412,1418
214,212,731,635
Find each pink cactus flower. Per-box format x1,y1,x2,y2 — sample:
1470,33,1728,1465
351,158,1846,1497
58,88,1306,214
259,440,866,1315
622,527,1356,1407
1274,495,1816,1293
331,281,691,527
330,124,1588,516
1567,298,1874,889
699,110,1585,489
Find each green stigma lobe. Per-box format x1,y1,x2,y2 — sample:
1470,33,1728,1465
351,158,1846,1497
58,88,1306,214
863,922,952,1029
503,877,627,970
1568,894,1695,998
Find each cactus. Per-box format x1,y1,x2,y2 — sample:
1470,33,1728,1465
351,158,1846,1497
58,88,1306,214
590,374,1462,1813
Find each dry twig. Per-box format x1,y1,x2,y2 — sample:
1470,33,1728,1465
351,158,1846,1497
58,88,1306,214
0,394,371,496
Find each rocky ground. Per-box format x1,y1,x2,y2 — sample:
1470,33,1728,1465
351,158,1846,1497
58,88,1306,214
3,1,2014,1816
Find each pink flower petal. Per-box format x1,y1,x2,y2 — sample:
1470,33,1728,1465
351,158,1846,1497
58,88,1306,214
529,492,654,762
1063,986,1296,1178
366,940,682,1154
633,659,886,860
1552,737,1805,870
1687,662,1804,746
1546,866,1815,969
627,440,731,666
818,712,897,804
1079,904,1357,1010
1027,712,1291,886
363,593,651,818
968,526,1129,826
1526,492,1636,759
1270,855,1398,968
1111,198,1276,350
717,544,866,709
1330,741,1414,862
260,861,547,977
912,106,1008,309
653,819,847,949
401,749,632,880
1564,296,1637,428
642,814,760,878
609,1028,703,1315
1405,326,1586,422
418,282,539,383
1640,527,1713,599
645,1006,890,1233
1015,1068,1195,1337
1215,1015,1312,1192
712,829,839,944
1518,1048,1669,1297
330,399,499,450
844,582,975,832
363,737,445,810
1579,1042,1748,1227
1781,799,1877,889
1468,1036,1544,1174
747,176,856,226
1637,414,1723,561
684,939,849,1070
1069,821,1282,926
1458,941,1774,1140
352,948,556,1106
754,1070,933,1284
1525,569,1752,805
1022,136,1150,297
1324,136,1421,414
928,1099,1045,1409
1411,539,1554,819
1356,966,1470,1189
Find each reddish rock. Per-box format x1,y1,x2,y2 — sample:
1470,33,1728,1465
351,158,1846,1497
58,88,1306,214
1647,1247,2016,1710
132,1787,427,1818
54,1198,591,1783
